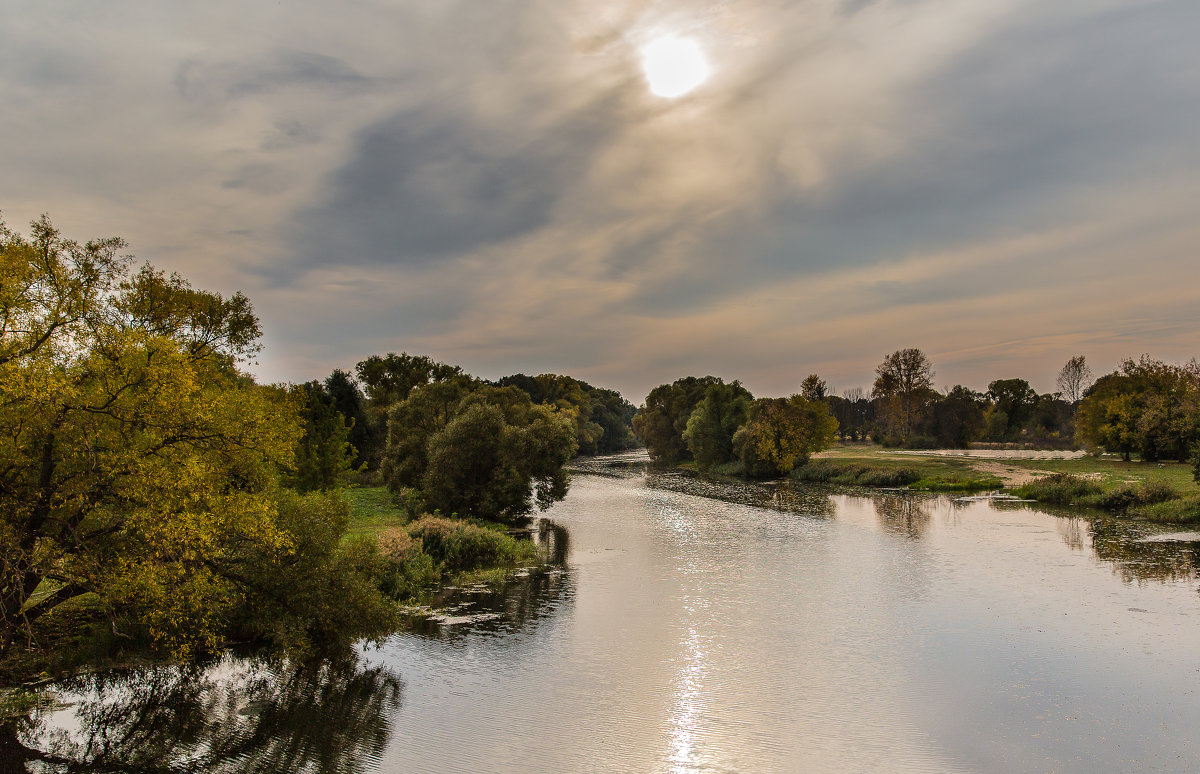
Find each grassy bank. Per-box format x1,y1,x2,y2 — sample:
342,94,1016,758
795,447,1002,491
803,444,1200,523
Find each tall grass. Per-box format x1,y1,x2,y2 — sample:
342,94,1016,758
1013,474,1102,504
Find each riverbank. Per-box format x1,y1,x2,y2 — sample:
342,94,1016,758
799,444,1200,523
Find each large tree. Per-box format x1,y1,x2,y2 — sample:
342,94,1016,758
871,348,935,444
0,218,392,668
0,218,298,660
734,396,838,478
382,383,578,523
985,378,1040,441
1075,358,1199,462
633,376,722,464
682,381,754,470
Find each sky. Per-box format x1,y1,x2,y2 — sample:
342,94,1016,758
3,0,1199,403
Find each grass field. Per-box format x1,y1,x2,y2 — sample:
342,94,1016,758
814,444,1199,492
341,486,411,539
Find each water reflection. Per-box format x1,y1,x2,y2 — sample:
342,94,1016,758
872,493,933,539
406,519,573,639
1089,516,1200,585
5,651,402,774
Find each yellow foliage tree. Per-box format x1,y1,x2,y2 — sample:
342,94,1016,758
734,395,838,477
0,217,302,663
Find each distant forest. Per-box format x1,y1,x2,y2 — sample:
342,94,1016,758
634,349,1200,477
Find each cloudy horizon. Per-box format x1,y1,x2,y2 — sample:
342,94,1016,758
3,0,1198,402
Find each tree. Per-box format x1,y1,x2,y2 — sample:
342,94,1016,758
0,217,393,670
800,374,828,401
1075,358,1200,462
924,386,985,448
682,381,753,470
288,381,361,492
733,396,838,478
381,382,578,523
324,369,376,469
632,376,722,464
355,352,463,406
0,218,302,662
871,349,934,444
380,377,476,492
497,373,637,456
421,400,577,524
985,378,1039,441
1057,355,1092,404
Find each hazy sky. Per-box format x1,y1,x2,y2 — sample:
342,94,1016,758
3,0,1198,402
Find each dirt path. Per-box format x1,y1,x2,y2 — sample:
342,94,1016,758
967,461,1052,486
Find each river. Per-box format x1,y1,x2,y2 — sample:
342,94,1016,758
12,452,1200,773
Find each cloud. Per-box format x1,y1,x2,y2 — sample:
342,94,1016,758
2,0,1198,401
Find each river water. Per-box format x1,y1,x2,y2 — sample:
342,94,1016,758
14,453,1200,773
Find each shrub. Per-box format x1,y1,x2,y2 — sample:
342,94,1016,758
858,467,923,487
406,516,536,574
911,475,1002,492
1131,496,1200,524
1015,474,1102,504
1096,478,1178,512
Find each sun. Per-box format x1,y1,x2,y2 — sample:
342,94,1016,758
640,36,710,98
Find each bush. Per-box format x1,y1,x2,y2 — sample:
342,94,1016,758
792,461,921,487
1131,496,1200,524
229,491,400,653
1014,474,1102,504
1095,478,1178,513
406,516,537,574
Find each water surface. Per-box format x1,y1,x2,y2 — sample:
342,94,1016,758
17,453,1200,773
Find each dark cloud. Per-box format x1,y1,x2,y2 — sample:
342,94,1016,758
174,50,391,101
284,92,628,273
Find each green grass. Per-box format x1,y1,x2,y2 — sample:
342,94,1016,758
811,444,1200,521
340,486,411,539
1131,496,1200,524
910,475,1003,492
996,455,1199,492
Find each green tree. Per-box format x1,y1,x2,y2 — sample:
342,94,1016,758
924,386,985,448
1075,358,1200,462
0,218,301,662
422,400,577,523
288,381,361,493
324,369,376,469
380,377,476,492
734,396,838,477
633,376,722,464
986,378,1039,441
496,373,637,456
682,381,753,470
871,348,934,444
800,374,828,401
356,352,463,406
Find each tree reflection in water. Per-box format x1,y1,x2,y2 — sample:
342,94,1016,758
1034,502,1200,588
1088,517,1200,586
873,493,932,539
3,650,402,774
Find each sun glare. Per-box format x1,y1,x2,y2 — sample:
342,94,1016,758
641,36,710,98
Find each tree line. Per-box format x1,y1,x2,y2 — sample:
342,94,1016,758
635,348,1200,474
